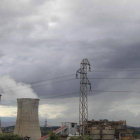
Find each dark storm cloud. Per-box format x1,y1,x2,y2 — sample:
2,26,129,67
104,45,140,69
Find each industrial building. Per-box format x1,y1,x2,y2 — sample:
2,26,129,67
40,122,78,140
14,98,41,140
61,122,78,136
86,119,132,140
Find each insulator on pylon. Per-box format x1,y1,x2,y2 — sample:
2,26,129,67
89,85,92,91
76,73,78,79
89,66,91,72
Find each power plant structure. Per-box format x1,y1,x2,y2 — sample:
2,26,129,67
39,122,78,140
14,98,41,140
86,119,131,140
0,95,2,133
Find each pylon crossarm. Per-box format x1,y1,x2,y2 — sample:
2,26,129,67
86,78,91,86
77,68,82,74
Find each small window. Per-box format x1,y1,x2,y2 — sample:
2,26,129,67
72,123,75,128
24,137,30,140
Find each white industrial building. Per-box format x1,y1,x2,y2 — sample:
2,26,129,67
39,122,78,140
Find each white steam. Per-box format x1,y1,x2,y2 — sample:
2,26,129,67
0,75,38,104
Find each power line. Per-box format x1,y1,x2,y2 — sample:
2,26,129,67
1,70,140,92
41,91,80,100
3,69,140,91
1,77,140,94
29,74,75,84
1,69,140,91
89,77,140,79
40,90,140,99
1,76,140,93
0,74,75,91
1,78,76,93
1,76,140,95
91,69,140,72
89,90,140,93
0,91,80,106
2,89,140,106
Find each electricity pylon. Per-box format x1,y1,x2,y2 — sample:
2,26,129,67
76,59,91,140
44,118,47,128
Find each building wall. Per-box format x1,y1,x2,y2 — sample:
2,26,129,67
87,119,129,140
61,122,77,136
121,136,134,140
102,128,115,140
90,127,115,140
69,123,77,134
14,98,41,140
91,127,101,140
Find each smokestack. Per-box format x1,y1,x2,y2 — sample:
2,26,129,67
14,98,41,140
0,95,2,133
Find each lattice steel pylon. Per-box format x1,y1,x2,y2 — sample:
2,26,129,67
44,118,47,128
76,59,91,140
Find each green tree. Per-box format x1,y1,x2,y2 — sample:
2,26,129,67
48,132,62,140
85,135,94,140
0,133,23,140
69,137,78,140
69,136,94,140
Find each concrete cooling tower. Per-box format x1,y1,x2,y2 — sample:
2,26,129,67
0,95,2,133
14,98,41,140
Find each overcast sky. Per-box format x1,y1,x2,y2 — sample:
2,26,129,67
1,0,140,127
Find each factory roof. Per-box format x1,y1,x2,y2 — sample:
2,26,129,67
54,125,67,133
39,125,67,140
62,122,77,124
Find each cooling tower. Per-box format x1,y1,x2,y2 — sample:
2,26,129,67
14,98,41,140
0,95,2,133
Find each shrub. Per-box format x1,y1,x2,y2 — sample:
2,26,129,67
48,132,62,140
0,133,23,140
69,136,94,140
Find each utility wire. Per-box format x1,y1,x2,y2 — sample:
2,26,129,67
0,74,75,90
1,78,76,94
40,91,80,100
89,77,140,79
89,90,140,93
2,76,140,93
40,90,140,98
91,69,140,72
1,70,140,91
3,89,140,106
0,91,80,106
2,69,140,90
34,90,140,100
1,76,140,95
1,69,140,91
